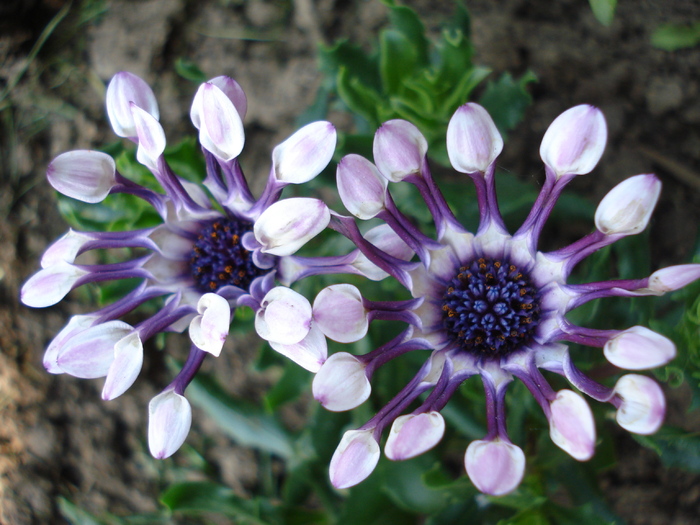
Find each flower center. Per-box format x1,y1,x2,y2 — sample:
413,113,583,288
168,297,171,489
190,218,267,293
441,257,541,357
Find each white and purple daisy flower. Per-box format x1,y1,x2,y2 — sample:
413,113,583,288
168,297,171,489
21,72,338,459
266,103,700,495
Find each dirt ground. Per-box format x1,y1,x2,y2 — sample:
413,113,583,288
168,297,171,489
1,0,700,523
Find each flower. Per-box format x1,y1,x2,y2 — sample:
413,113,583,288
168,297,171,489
278,103,700,494
21,71,338,458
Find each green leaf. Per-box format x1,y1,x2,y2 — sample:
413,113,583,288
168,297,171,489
186,371,295,460
57,497,104,525
651,22,700,51
381,457,449,514
163,137,207,183
479,71,537,136
385,3,430,67
264,360,312,411
336,66,383,127
160,481,278,524
588,0,617,26
174,57,207,83
338,468,414,525
379,29,418,95
633,426,700,472
319,40,381,92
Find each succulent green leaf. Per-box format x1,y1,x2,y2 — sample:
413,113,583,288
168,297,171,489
160,482,278,524
651,22,700,51
633,426,700,472
379,29,418,95
479,71,537,136
588,0,617,27
384,2,430,67
186,371,295,460
336,67,383,127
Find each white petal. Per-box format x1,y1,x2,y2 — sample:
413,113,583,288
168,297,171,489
102,332,144,400
255,287,312,345
191,76,247,126
56,321,134,379
351,224,414,280
312,352,370,411
106,71,159,138
273,121,337,184
269,323,327,372
313,284,368,343
336,154,387,219
446,103,503,173
47,150,116,203
148,226,195,259
21,262,88,308
614,375,666,435
41,229,91,268
329,429,380,489
595,174,661,235
189,293,231,356
373,120,427,181
43,314,98,373
194,83,245,161
148,390,192,459
649,264,700,293
540,105,607,177
385,412,445,461
465,439,525,496
604,326,676,370
132,104,166,171
254,198,330,256
548,389,596,461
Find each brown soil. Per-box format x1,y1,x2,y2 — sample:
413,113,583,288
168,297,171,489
1,0,699,523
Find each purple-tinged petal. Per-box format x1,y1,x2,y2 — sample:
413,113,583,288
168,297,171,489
21,262,88,308
40,229,91,268
385,411,445,461
313,284,368,343
148,226,195,259
465,439,525,496
132,104,166,171
313,352,370,411
329,429,380,489
614,375,665,435
47,150,116,203
148,389,192,459
255,287,312,345
102,331,143,400
649,264,700,293
540,105,607,178
351,224,414,280
373,119,427,181
191,76,247,124
548,389,596,461
193,83,245,162
272,121,337,184
43,314,98,373
337,154,388,219
446,103,503,174
269,322,327,372
106,72,159,138
604,326,676,370
142,253,188,285
56,320,133,379
254,197,330,256
594,174,661,235
189,293,231,356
